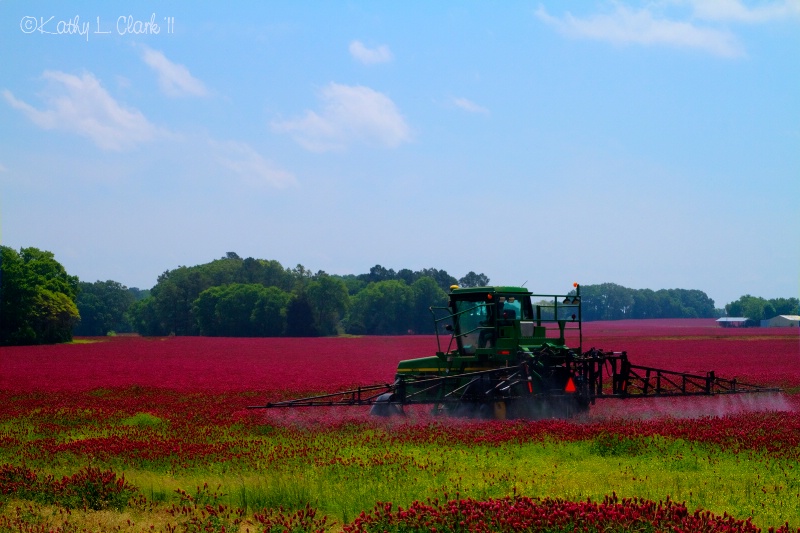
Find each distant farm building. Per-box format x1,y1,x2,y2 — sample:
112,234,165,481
716,317,752,328
761,315,800,327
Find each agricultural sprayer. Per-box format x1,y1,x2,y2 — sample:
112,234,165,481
249,283,779,419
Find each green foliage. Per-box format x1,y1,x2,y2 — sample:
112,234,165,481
285,292,319,337
307,275,350,336
4,391,800,530
253,504,328,533
120,251,800,336
726,295,799,322
54,467,139,511
580,283,716,321
358,265,460,293
0,246,79,345
120,412,165,427
74,280,136,335
171,484,245,533
126,296,162,336
344,277,446,335
590,433,645,457
126,256,473,337
0,464,138,511
458,271,490,288
348,280,415,335
193,283,291,337
410,277,448,333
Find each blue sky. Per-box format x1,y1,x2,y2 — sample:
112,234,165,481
1,1,798,308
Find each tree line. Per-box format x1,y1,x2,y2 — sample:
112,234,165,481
119,253,481,337
724,294,799,323
0,247,80,345
2,246,797,345
576,282,798,322
578,283,717,320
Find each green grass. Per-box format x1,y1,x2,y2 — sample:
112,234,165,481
2,406,799,531
100,430,798,529
120,412,165,428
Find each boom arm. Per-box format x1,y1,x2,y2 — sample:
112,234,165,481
576,348,780,400
248,348,780,414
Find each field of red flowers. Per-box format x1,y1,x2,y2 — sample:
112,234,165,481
1,319,799,532
2,319,797,394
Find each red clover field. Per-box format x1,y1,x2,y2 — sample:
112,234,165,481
1,319,799,532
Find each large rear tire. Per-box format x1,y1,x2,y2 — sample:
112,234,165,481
451,376,502,419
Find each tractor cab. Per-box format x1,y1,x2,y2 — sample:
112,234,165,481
449,288,533,353
431,284,583,370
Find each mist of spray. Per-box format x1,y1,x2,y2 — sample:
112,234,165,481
586,392,793,422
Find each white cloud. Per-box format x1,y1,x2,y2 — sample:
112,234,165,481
3,71,163,150
140,46,208,97
536,3,744,57
684,0,800,23
211,140,296,189
452,97,490,115
349,40,393,65
272,82,411,152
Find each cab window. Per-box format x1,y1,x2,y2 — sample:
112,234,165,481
497,294,532,320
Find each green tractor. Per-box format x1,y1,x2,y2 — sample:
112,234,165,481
252,283,778,419
374,283,587,419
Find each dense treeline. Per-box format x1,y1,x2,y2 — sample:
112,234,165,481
725,294,799,323
3,246,798,345
578,283,717,320
577,284,798,322
73,281,148,336
0,246,80,345
125,253,475,337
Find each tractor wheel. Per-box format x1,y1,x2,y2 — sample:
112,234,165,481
369,392,404,417
507,393,588,420
451,376,501,419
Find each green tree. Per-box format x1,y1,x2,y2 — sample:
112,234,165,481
579,283,633,320
285,291,318,336
458,271,490,288
581,283,715,321
348,280,415,335
0,246,79,345
192,283,291,337
339,274,367,295
417,268,458,292
252,286,292,336
631,289,660,319
214,284,265,336
410,277,448,333
32,290,79,343
358,264,397,284
726,294,800,323
396,268,417,285
126,297,161,336
128,287,150,301
193,286,226,336
769,297,799,316
726,295,768,321
74,280,136,335
306,275,350,336
132,255,299,336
